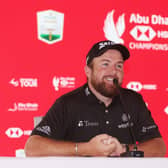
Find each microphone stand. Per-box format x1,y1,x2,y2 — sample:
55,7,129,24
113,79,144,157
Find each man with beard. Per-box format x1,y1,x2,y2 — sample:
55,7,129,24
25,40,166,157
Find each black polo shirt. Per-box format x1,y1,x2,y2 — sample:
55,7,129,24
31,83,161,144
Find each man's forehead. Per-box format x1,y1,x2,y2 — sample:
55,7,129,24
96,49,124,61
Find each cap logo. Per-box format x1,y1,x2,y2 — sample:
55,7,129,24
99,41,116,50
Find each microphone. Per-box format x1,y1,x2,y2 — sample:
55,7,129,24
113,78,144,157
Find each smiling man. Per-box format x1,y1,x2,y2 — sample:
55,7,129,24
85,49,124,106
25,40,166,157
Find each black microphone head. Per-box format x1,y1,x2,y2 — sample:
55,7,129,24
113,78,119,86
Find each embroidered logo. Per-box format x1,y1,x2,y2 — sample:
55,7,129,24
36,126,51,135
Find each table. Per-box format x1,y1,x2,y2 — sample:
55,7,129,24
0,157,168,168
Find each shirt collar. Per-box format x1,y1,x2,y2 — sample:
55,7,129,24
83,83,120,106
84,83,103,104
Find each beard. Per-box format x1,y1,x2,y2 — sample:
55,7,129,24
90,76,120,98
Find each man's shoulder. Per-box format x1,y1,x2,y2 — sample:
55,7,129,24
121,87,142,99
58,84,86,102
120,88,145,109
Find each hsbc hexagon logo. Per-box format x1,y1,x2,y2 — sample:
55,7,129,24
5,128,32,138
127,81,157,92
6,128,23,138
127,81,143,92
130,25,156,41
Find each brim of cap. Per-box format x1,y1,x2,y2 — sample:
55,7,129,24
98,44,130,61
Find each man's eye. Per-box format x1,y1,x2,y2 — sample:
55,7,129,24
102,63,109,66
116,64,123,69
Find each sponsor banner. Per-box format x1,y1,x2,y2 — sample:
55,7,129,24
126,81,157,92
9,78,38,88
5,128,32,138
8,102,39,112
52,76,76,91
37,10,64,44
0,2,168,157
103,9,168,51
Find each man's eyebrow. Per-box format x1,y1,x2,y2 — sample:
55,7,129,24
100,59,124,63
117,61,124,64
100,59,111,62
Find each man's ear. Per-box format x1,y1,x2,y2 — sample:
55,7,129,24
84,65,91,78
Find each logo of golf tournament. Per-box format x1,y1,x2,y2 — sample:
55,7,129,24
103,10,125,43
37,10,64,44
103,9,168,51
5,128,31,138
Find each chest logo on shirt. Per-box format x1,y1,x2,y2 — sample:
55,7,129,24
142,125,157,133
121,113,130,122
117,113,133,129
77,120,99,127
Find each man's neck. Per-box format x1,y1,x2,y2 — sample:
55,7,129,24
88,82,112,107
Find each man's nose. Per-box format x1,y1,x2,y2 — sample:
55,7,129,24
108,65,117,75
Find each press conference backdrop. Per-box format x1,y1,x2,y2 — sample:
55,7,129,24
0,0,168,156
